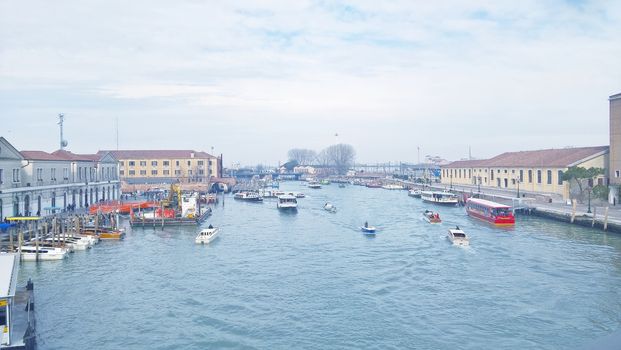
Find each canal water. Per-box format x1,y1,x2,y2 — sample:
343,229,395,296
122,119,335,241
18,183,621,349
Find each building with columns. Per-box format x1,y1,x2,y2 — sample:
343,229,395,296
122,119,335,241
0,137,120,219
609,92,621,204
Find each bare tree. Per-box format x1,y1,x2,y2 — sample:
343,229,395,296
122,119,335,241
287,148,317,165
324,143,356,175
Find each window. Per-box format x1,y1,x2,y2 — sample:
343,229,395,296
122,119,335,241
504,169,507,173
491,170,494,181
547,170,552,185
199,169,204,175
187,160,191,166
558,171,563,185
528,170,532,183
537,170,542,184
12,169,20,182
140,170,147,175
37,168,43,181
616,170,620,178
119,161,124,167
174,170,181,175
63,168,69,180
151,170,158,175
163,170,170,175
78,167,82,180
519,170,523,182
198,160,204,166
139,161,147,167
0,168,3,183
163,161,169,166
120,170,125,176
128,161,135,166
151,161,158,166
175,160,180,166
209,160,213,166
188,170,193,176
51,168,56,181
129,170,135,175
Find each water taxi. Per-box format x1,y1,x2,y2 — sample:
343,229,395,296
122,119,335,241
19,245,69,261
408,189,422,198
423,210,442,223
421,191,459,205
308,182,322,189
195,226,219,244
320,179,331,185
447,227,469,246
277,195,298,210
465,198,515,226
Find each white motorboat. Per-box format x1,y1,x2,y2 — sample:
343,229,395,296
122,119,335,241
421,191,459,205
277,195,298,210
422,210,442,223
195,226,219,244
308,181,322,189
43,237,91,250
324,202,337,213
19,245,69,261
408,189,422,198
447,227,469,246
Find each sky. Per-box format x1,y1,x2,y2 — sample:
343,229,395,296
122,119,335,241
1,0,620,166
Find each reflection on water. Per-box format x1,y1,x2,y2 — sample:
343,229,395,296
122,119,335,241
19,182,621,350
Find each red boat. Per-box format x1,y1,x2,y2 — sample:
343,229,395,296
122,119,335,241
465,198,515,226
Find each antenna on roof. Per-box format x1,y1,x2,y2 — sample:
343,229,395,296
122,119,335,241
469,146,472,160
58,113,68,150
116,117,119,151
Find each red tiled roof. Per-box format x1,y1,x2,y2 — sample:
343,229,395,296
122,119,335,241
443,146,608,168
99,150,215,159
20,151,65,161
51,150,99,161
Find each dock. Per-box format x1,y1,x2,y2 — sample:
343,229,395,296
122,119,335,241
1,254,36,350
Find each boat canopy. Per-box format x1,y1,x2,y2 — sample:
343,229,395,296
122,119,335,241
466,198,511,209
0,254,19,299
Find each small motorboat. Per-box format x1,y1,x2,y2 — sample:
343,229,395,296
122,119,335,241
234,192,264,202
308,182,322,189
324,202,337,213
338,183,346,188
447,227,469,246
423,210,442,223
360,222,376,234
196,226,219,244
295,193,306,198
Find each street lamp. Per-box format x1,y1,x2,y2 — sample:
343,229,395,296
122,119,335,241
587,186,592,213
477,176,481,193
516,178,521,198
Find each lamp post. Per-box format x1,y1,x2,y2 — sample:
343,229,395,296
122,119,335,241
587,186,592,213
450,174,453,190
477,176,481,193
516,178,521,198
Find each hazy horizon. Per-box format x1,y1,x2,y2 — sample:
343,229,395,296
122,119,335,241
1,1,620,166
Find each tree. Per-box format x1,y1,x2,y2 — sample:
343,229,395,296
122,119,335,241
287,149,317,165
562,166,605,202
324,143,356,175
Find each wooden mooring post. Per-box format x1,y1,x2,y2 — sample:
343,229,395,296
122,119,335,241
592,207,597,228
571,199,577,223
604,206,610,231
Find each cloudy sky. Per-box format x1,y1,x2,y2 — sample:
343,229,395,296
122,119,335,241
1,0,620,166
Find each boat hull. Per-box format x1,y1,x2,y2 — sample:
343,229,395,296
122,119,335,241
466,209,515,226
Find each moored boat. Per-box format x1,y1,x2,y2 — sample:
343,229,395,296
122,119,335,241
423,210,442,223
408,189,422,198
421,191,459,205
19,245,69,261
465,198,515,226
234,192,264,202
382,184,404,190
308,181,322,189
447,226,469,246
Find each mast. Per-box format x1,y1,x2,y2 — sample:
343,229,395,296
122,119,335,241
58,113,68,150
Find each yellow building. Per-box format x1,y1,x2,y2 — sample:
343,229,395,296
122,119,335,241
100,150,221,184
441,146,609,200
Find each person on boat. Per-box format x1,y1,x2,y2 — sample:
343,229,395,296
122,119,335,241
456,226,460,230
364,221,368,228
208,224,213,229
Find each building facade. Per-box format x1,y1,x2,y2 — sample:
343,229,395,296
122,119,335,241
610,92,621,204
101,150,221,184
441,146,609,200
0,137,120,219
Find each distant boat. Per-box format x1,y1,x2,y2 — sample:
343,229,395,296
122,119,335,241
277,195,298,210
382,184,404,190
324,202,337,213
366,182,382,188
423,210,442,223
360,224,376,234
195,226,219,244
408,189,422,198
320,179,331,185
308,182,322,189
338,183,346,188
447,227,469,246
465,198,515,226
421,191,459,205
19,245,69,261
234,192,264,202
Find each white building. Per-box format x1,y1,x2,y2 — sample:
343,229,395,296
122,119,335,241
0,137,120,219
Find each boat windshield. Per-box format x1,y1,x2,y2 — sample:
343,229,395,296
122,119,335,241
454,232,466,238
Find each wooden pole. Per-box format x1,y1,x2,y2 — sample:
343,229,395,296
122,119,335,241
592,206,597,228
604,206,609,231
571,199,577,223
